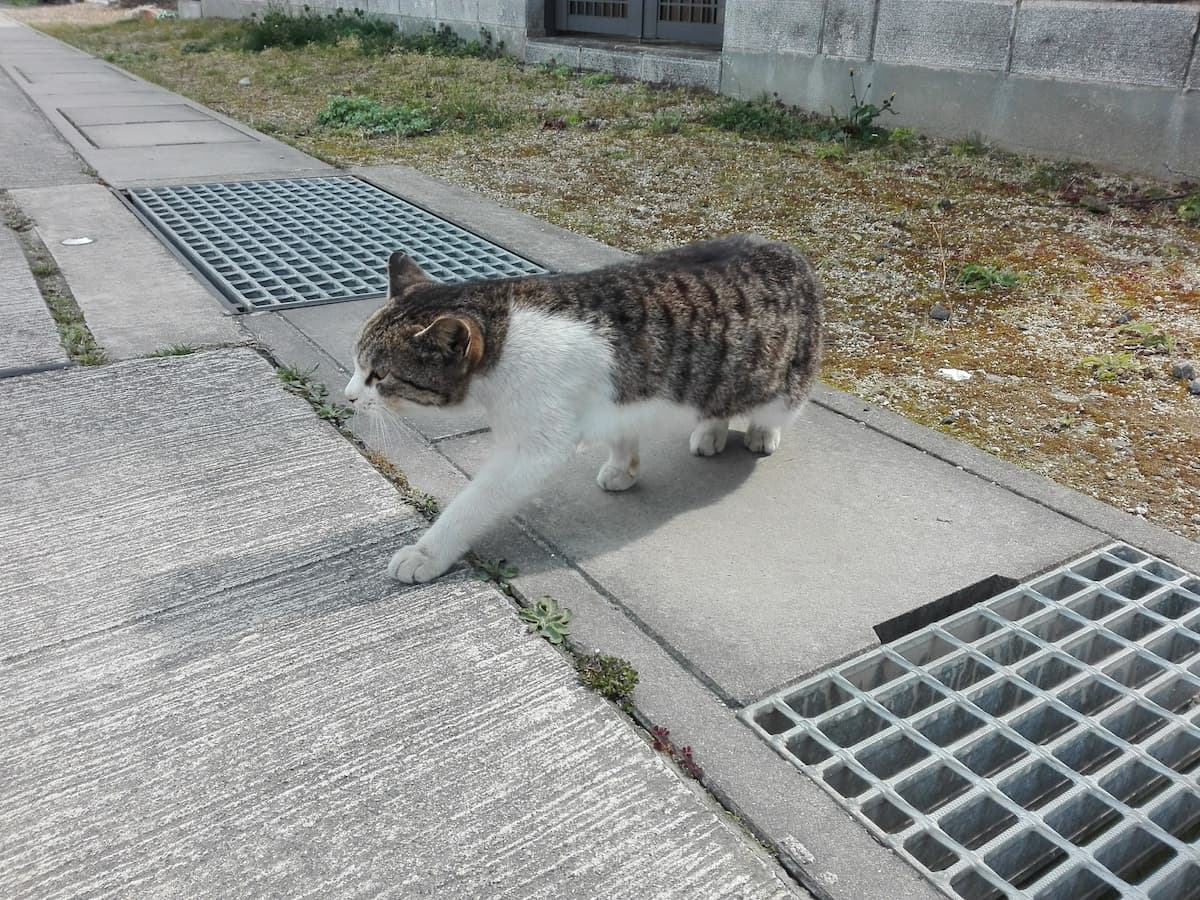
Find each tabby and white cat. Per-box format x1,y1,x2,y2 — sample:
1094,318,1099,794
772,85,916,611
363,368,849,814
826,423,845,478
345,234,823,583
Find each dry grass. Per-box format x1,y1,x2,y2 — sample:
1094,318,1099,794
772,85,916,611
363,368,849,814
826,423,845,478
22,10,1200,539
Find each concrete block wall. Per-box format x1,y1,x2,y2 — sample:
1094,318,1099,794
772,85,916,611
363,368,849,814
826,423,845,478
197,0,540,54
721,0,1200,177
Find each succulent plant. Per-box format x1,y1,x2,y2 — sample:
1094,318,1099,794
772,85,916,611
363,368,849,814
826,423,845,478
519,596,573,644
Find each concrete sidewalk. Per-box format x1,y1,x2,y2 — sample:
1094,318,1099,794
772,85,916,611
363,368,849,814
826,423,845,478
3,10,1198,900
0,351,796,898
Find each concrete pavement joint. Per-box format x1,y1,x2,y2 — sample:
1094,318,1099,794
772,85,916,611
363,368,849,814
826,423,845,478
241,335,802,882
1,190,106,366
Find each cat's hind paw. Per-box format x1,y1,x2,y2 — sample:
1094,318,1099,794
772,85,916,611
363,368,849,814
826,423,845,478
597,462,638,492
387,544,452,583
744,425,782,455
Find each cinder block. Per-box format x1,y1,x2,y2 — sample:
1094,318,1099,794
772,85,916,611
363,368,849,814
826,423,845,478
640,53,721,91
523,40,581,68
436,0,480,23
581,46,641,80
178,0,203,20
1012,0,1198,89
722,0,824,55
489,0,528,28
821,0,875,59
874,0,1014,71
364,0,401,18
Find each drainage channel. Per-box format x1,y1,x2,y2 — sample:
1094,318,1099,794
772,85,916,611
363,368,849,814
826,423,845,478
742,544,1200,900
124,177,546,312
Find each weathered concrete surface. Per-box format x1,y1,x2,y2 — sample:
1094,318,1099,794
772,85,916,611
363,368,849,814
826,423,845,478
235,312,947,900
0,15,334,188
0,224,67,373
0,350,800,899
0,63,88,190
435,404,1106,703
1011,0,1199,88
11,184,244,358
524,37,722,91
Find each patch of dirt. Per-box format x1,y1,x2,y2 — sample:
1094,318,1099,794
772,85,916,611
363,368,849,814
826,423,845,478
19,14,1200,541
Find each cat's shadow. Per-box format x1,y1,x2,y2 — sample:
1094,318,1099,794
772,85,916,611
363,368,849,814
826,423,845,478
443,425,766,572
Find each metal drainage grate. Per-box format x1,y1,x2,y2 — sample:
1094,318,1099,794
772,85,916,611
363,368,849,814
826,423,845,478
742,544,1200,900
126,177,546,312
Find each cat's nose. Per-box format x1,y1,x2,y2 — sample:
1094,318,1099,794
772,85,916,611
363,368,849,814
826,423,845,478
344,382,359,404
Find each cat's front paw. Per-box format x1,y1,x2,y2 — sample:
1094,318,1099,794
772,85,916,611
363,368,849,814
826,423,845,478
689,420,729,457
596,462,637,492
387,544,454,583
744,425,782,455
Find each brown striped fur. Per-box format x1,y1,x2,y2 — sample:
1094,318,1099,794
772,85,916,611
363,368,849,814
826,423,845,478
355,233,823,418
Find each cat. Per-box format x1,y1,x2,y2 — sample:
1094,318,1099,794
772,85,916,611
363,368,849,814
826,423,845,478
345,233,823,583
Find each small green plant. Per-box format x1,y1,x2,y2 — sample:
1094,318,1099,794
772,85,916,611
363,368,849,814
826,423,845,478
476,557,516,594
519,596,573,644
889,127,916,147
818,68,897,144
150,343,196,357
949,132,987,157
652,726,703,780
181,40,215,54
316,96,434,137
537,62,574,78
576,653,638,703
407,490,440,519
1177,194,1200,224
275,363,354,425
957,263,1020,289
1115,321,1176,354
582,71,614,87
30,257,57,278
1079,351,1139,381
650,109,684,135
814,143,848,161
704,97,813,141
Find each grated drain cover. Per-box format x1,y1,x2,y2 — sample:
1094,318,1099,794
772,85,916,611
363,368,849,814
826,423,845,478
743,544,1200,899
126,177,546,312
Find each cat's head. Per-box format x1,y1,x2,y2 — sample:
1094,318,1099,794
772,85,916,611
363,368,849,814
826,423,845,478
345,252,484,413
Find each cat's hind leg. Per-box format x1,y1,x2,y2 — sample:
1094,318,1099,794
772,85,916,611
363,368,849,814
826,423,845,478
689,418,729,456
597,434,639,492
745,397,799,455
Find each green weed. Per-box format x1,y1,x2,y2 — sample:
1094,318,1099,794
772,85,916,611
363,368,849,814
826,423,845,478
316,95,434,137
275,363,353,425
957,263,1020,289
1177,194,1200,224
576,654,638,702
950,132,987,157
1079,351,1139,381
1115,321,1176,354
704,97,814,141
582,71,614,87
519,596,573,644
650,109,684,134
150,343,197,357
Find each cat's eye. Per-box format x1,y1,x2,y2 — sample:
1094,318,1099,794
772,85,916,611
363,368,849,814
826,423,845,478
366,369,385,385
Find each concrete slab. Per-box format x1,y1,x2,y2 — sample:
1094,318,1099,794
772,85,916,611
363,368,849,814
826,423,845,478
437,404,1106,704
0,22,335,188
0,66,88,190
235,315,943,900
59,102,212,126
0,350,799,899
0,225,68,373
11,184,244,358
79,119,257,148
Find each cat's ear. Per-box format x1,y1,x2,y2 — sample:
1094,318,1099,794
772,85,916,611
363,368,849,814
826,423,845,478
387,251,432,297
415,315,484,368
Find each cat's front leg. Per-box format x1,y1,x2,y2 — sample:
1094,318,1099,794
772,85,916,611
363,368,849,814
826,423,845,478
387,445,567,583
